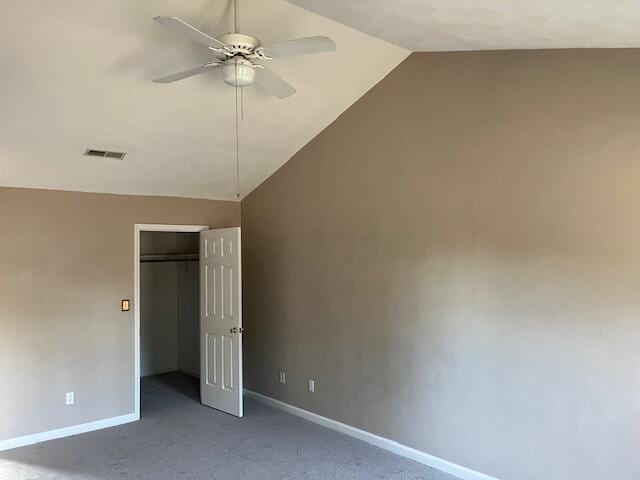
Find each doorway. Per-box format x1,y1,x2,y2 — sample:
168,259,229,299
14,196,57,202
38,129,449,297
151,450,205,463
133,224,209,419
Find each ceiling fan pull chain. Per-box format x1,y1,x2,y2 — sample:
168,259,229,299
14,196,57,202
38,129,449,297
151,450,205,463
234,57,241,199
240,86,245,122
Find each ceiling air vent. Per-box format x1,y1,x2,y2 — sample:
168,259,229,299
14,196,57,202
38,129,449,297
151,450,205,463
84,149,126,160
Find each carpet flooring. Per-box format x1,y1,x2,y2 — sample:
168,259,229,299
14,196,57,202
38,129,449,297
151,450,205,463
0,373,459,480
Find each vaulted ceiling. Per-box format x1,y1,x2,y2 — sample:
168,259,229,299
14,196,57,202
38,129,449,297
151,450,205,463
3,1,639,201
0,0,407,200
289,0,640,51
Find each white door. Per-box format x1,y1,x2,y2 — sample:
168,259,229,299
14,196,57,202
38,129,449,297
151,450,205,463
200,227,243,417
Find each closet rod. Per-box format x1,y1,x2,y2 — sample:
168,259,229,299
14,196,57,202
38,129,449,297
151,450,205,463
140,253,199,263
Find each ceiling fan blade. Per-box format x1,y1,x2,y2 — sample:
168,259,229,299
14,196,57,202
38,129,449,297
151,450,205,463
254,68,296,99
153,63,219,84
262,36,336,59
153,16,228,50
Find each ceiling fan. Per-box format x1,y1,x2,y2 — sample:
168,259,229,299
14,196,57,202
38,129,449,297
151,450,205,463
152,0,337,98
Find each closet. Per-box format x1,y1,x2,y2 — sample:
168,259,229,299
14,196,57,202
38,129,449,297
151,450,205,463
140,231,200,379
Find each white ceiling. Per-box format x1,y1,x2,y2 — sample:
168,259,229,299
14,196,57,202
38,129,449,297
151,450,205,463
289,0,640,51
0,1,407,200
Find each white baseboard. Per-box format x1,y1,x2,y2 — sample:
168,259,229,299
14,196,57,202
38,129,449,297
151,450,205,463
244,390,498,480
0,413,139,452
1,392,498,480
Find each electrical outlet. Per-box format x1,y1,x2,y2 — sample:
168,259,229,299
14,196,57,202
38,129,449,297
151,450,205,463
279,371,286,384
66,392,75,405
308,379,315,393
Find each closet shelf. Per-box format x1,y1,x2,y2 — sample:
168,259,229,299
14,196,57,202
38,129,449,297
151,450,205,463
140,253,199,263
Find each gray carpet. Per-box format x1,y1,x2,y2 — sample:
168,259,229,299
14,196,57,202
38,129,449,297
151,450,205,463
0,373,458,480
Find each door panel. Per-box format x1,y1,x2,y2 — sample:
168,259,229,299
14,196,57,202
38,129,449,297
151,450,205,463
200,227,243,417
222,334,234,391
205,333,218,386
222,266,233,317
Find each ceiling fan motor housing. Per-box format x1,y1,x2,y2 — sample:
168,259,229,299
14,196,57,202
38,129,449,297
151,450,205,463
216,33,262,87
217,33,262,56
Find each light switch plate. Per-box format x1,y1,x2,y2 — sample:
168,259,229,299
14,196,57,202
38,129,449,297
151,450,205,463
308,379,315,393
279,371,286,384
121,299,130,312
66,392,75,405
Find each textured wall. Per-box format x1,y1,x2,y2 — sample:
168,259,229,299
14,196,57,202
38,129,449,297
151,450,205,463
0,187,239,441
242,50,640,480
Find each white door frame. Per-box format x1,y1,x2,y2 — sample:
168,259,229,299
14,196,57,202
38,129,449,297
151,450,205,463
133,224,210,418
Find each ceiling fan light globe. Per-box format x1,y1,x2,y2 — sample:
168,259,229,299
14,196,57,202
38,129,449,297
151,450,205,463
223,59,256,87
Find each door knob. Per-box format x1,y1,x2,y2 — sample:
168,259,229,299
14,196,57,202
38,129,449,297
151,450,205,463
230,327,238,333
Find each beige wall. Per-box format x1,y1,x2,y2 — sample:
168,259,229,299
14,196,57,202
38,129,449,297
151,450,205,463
242,50,640,480
0,187,239,441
